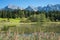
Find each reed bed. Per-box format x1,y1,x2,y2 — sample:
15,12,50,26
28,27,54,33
0,22,60,40
0,31,60,40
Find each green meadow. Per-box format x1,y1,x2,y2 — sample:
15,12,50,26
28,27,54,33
0,19,60,40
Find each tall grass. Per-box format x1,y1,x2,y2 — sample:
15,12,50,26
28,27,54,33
0,22,60,40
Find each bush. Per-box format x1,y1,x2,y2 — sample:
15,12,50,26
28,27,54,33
28,14,48,22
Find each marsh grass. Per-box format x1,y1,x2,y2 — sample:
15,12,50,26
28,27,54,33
0,22,60,40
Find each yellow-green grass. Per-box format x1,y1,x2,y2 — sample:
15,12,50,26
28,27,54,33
0,18,7,20
0,18,20,23
9,18,20,23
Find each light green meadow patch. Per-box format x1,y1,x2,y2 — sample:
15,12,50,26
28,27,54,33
0,18,7,21
9,18,20,23
0,18,20,23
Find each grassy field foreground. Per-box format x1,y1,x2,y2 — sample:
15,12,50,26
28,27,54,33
0,18,60,32
0,18,60,40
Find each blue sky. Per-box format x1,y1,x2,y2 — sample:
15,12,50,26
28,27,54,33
0,0,60,9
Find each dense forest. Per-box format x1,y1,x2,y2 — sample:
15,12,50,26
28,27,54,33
0,9,60,22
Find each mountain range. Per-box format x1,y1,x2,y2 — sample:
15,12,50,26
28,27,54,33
2,4,60,11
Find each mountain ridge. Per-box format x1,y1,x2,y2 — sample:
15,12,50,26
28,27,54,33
2,4,60,11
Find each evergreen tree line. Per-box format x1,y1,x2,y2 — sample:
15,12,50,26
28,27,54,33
0,9,60,22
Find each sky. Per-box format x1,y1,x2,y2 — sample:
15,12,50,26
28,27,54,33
0,0,60,9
